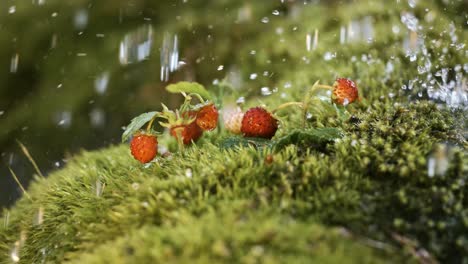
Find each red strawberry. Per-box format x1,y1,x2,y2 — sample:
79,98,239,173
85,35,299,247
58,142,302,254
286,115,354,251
331,78,359,105
130,133,158,163
241,107,278,139
170,120,203,145
196,104,218,131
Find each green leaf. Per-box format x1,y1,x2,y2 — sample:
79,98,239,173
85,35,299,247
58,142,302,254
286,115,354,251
166,82,212,100
273,128,342,151
219,136,273,150
121,111,158,142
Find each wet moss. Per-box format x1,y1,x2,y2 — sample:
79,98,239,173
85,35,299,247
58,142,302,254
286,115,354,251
0,0,466,263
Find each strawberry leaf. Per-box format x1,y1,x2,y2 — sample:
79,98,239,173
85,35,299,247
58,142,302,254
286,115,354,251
273,128,342,151
121,111,157,142
166,82,212,100
219,136,273,150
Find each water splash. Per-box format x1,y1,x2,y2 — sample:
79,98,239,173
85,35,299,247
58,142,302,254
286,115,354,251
119,25,154,65
401,12,419,32
160,33,179,82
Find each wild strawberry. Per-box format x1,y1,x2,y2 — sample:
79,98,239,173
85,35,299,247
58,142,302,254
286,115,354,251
223,106,244,134
170,119,203,145
241,107,278,139
331,78,359,105
196,103,218,131
130,132,158,163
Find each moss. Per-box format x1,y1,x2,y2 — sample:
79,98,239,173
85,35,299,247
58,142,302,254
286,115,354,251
1,0,467,263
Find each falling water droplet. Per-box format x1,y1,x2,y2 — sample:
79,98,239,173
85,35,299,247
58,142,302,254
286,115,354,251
185,168,192,178
74,9,88,30
119,25,154,65
10,241,20,262
95,179,105,197
90,108,106,128
10,54,19,73
94,72,110,94
160,33,179,82
401,12,419,32
34,207,44,226
261,17,269,23
55,111,72,128
8,6,16,14
272,10,280,16
260,87,272,96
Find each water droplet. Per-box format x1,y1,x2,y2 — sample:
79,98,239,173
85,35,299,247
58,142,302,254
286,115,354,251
401,12,419,32
90,108,105,128
185,168,192,178
119,25,154,66
95,179,105,197
408,0,418,8
74,9,88,30
272,10,280,16
260,87,272,96
236,97,245,104
94,72,110,94
10,241,20,262
217,65,224,71
4,211,10,229
10,54,19,73
249,73,258,80
323,52,336,61
33,0,46,5
33,207,44,226
8,6,16,14
55,111,72,128
427,144,449,177
0,111,4,116
160,32,178,82
261,17,269,23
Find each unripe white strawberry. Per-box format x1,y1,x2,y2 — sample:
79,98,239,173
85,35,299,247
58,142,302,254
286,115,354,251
223,106,244,134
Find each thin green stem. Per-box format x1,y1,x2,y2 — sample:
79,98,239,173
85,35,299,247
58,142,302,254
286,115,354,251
272,102,303,113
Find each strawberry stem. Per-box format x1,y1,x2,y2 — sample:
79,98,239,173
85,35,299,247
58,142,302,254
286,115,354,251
313,84,334,91
272,102,303,113
146,113,164,132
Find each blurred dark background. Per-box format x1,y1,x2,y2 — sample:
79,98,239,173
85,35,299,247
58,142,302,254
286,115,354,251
0,0,292,208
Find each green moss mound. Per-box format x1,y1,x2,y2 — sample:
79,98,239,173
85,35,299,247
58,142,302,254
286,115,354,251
1,0,467,263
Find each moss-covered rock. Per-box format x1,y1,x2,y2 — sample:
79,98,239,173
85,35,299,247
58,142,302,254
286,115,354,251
1,0,467,263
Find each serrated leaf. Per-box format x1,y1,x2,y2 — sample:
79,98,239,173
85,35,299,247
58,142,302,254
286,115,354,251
121,111,158,142
219,136,273,150
166,82,212,100
273,128,342,151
